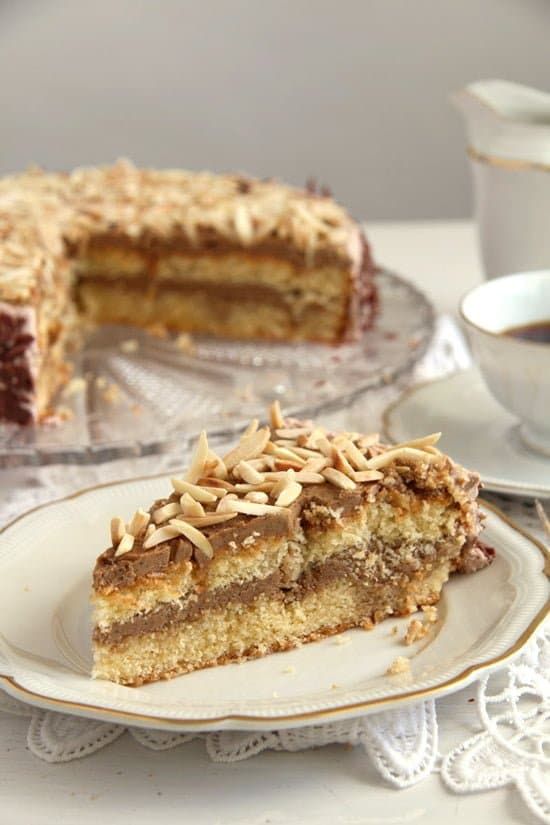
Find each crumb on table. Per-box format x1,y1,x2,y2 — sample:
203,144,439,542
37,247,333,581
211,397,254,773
120,338,139,354
421,605,438,623
386,656,410,676
403,618,429,646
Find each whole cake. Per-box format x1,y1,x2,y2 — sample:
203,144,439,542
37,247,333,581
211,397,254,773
91,402,492,686
0,160,376,424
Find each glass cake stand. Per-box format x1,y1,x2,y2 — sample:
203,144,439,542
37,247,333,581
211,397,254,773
0,270,434,467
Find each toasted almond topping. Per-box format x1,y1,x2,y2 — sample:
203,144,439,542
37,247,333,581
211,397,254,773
340,438,370,471
204,450,228,480
170,479,217,503
233,482,275,494
269,400,285,429
264,443,307,466
424,446,442,455
289,445,325,460
313,436,334,458
356,433,380,450
168,519,214,559
193,483,228,498
110,516,126,546
127,509,151,537
223,427,270,470
145,523,156,538
245,491,269,504
395,433,442,450
263,470,324,484
352,469,384,482
331,446,356,479
243,418,259,437
322,467,357,490
197,477,235,491
170,513,237,527
302,456,330,473
216,493,238,513
114,532,135,557
366,447,440,470
234,460,265,485
273,459,304,472
180,493,205,518
143,525,181,549
223,499,286,517
246,457,271,471
185,430,209,483
270,469,295,499
152,501,182,524
275,427,311,439
299,426,327,449
275,481,302,506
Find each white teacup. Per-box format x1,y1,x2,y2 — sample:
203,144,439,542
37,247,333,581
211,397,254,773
460,271,550,457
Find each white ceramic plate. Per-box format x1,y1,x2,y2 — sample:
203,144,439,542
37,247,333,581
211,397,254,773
384,368,550,499
0,476,547,732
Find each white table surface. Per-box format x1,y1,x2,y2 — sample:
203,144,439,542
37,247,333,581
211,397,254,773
0,220,540,825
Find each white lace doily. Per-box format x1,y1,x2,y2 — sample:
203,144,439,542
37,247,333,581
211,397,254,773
0,316,548,823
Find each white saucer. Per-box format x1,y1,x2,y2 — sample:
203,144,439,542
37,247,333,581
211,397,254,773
383,368,550,499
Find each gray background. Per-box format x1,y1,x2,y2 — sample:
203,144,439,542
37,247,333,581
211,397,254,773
0,0,548,219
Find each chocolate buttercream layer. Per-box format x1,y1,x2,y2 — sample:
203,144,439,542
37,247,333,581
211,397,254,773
93,484,365,592
94,532,478,647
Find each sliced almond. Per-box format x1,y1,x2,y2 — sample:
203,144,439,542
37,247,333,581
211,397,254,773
153,501,182,524
204,451,228,480
223,499,285,517
170,513,237,527
233,481,275,493
273,459,304,472
110,516,126,546
302,456,330,473
223,427,270,470
180,493,205,518
197,477,235,492
143,525,181,550
366,446,439,470
298,426,327,449
269,399,285,429
263,470,324,484
243,418,259,437
313,436,334,458
245,491,269,504
356,433,380,450
127,509,151,537
168,519,214,560
264,442,306,466
234,460,265,485
114,532,135,557
275,427,311,439
394,433,441,451
289,445,325,460
340,439,370,471
185,430,209,484
322,467,357,490
275,481,302,506
216,493,238,513
331,446,356,479
352,470,384,483
270,469,295,500
170,479,217,503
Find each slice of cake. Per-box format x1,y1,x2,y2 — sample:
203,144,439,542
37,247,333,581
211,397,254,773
91,403,492,686
0,161,376,424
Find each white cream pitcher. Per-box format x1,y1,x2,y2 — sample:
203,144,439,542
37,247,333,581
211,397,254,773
452,80,550,279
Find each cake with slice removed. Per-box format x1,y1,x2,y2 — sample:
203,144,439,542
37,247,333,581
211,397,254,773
91,402,493,686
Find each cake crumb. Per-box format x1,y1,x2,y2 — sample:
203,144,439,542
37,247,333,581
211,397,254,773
386,656,410,676
175,333,195,354
55,405,74,421
421,605,438,623
272,691,279,698
62,377,87,398
282,666,296,675
334,636,351,646
403,618,429,646
331,683,341,690
390,625,399,636
120,338,139,354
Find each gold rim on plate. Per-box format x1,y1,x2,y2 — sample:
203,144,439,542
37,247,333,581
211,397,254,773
0,474,548,729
